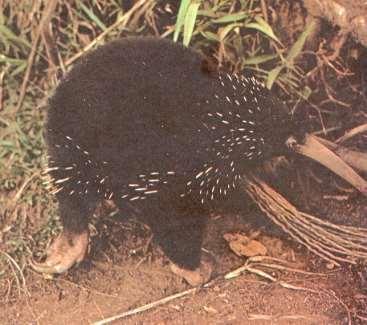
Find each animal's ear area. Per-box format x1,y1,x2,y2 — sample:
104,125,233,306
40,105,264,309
200,57,218,76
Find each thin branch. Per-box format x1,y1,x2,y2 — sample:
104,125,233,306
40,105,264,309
92,287,198,325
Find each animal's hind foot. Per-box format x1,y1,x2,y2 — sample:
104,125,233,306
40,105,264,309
170,252,214,286
30,229,89,274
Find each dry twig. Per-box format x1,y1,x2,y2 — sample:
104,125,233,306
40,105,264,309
225,256,321,293
248,313,329,322
92,287,198,325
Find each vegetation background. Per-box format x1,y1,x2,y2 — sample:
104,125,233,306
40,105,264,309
0,0,366,323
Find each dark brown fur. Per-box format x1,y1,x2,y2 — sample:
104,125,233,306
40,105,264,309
46,37,294,270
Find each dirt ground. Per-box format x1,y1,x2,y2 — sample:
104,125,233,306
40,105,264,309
2,181,367,325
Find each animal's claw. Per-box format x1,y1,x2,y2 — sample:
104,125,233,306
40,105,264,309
170,252,214,286
29,230,89,275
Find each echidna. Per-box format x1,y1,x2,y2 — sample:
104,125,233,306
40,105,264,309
33,37,297,285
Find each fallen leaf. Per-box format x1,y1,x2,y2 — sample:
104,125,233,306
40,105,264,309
223,232,267,257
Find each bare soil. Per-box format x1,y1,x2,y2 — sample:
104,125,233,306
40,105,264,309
2,183,366,325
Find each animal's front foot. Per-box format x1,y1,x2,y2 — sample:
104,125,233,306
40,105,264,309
170,253,214,286
30,229,89,274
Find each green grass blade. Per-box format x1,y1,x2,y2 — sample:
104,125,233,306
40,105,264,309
266,65,283,89
10,62,27,76
265,20,316,89
0,54,26,65
245,54,278,65
285,19,317,65
0,24,31,48
183,2,200,46
245,16,281,44
200,31,219,42
219,22,243,40
173,0,191,42
213,12,248,23
79,3,107,31
197,10,217,18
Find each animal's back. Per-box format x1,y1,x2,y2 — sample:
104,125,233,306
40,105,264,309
47,38,219,199
46,36,294,207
